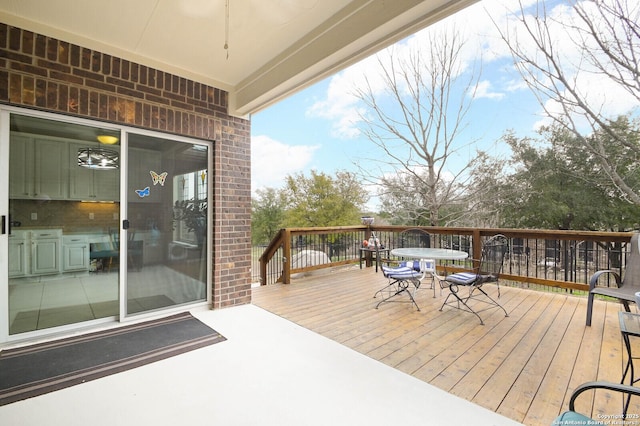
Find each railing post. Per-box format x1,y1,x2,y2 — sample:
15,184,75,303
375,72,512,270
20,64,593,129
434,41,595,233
472,228,482,268
364,227,373,267
260,254,267,286
283,228,292,284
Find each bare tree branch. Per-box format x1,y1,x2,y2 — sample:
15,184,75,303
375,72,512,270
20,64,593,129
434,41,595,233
353,26,481,225
496,0,640,204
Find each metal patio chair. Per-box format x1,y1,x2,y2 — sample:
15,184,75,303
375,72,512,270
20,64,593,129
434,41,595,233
374,259,435,311
388,228,439,296
393,228,432,251
553,381,640,424
586,233,640,326
439,234,509,325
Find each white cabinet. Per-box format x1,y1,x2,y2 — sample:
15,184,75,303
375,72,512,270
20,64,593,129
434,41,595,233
62,235,89,271
35,140,68,200
68,143,120,201
8,229,63,277
9,135,34,199
31,230,62,275
8,231,28,277
9,134,68,200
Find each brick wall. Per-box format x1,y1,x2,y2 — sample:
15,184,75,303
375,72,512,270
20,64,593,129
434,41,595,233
0,23,252,308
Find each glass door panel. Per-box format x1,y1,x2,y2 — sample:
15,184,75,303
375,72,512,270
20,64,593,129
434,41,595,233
7,114,120,334
125,133,208,316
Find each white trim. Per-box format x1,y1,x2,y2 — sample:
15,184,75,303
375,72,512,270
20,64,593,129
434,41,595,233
118,130,128,323
0,110,11,344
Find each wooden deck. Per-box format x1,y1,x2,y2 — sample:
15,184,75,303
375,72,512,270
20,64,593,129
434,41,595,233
252,266,640,425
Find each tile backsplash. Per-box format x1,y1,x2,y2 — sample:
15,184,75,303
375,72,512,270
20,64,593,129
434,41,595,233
10,199,167,233
10,199,118,231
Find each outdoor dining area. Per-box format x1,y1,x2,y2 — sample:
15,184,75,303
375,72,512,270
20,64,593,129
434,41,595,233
254,226,640,425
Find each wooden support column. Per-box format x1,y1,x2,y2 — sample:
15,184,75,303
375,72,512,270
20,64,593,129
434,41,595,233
283,228,292,284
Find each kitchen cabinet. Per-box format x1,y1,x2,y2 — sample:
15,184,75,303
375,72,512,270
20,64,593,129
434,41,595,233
62,235,90,271
68,143,120,201
35,139,68,200
9,135,33,199
8,230,167,276
7,230,64,277
9,133,68,200
31,230,62,275
8,231,28,277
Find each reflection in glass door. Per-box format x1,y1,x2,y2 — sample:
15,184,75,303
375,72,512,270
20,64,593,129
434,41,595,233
125,133,208,316
7,113,120,335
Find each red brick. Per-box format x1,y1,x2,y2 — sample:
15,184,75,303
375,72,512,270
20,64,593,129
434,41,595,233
0,23,252,308
0,70,8,101
46,39,58,61
22,31,34,55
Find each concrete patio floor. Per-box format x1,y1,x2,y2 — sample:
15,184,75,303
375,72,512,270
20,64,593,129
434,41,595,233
0,304,521,425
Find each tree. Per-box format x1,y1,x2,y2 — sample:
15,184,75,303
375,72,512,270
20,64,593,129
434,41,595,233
251,187,286,245
282,170,368,227
463,150,509,228
495,124,640,231
353,26,482,226
498,0,640,204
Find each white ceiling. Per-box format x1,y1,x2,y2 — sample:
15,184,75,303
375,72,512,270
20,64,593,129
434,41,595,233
0,0,477,116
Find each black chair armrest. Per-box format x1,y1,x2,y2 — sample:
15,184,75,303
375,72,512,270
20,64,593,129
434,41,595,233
589,270,622,291
569,381,640,411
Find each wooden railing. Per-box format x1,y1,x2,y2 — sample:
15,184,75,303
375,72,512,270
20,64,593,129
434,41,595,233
258,226,633,292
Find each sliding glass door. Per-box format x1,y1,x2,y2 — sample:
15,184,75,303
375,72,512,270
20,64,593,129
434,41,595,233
5,113,121,335
124,133,209,316
2,109,210,341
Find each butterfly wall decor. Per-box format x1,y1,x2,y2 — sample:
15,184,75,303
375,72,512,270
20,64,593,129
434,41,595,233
150,170,168,186
135,186,150,198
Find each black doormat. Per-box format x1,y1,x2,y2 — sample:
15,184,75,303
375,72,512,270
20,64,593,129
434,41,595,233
0,311,226,406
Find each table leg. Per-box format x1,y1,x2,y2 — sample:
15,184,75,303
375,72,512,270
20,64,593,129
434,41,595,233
622,333,633,416
374,248,379,272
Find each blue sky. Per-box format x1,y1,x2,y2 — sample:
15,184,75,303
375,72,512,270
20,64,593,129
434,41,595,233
250,0,633,210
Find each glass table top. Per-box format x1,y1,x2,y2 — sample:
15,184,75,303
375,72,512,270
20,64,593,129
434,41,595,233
619,311,640,336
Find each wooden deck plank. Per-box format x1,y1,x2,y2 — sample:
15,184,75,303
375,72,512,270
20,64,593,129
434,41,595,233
434,290,554,398
497,295,580,421
565,297,609,417
594,301,627,419
252,267,635,426
522,297,590,425
451,292,560,407
411,289,544,385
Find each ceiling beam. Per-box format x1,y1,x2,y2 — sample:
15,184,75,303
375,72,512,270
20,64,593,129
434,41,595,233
230,0,478,116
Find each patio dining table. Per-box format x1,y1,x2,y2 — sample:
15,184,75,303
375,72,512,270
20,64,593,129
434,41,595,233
388,247,469,299
390,247,469,261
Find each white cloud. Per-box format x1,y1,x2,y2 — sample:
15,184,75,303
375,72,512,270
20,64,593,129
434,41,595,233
475,80,505,99
305,57,381,139
305,0,514,139
308,0,639,140
251,135,319,192
515,0,640,131
503,78,529,92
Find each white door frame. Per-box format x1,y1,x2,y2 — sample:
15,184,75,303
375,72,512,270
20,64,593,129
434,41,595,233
0,106,212,345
